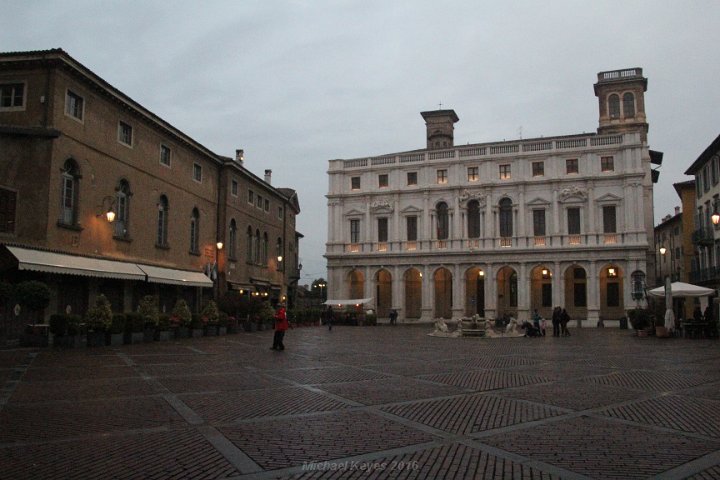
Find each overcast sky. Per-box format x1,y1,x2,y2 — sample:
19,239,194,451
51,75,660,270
3,1,719,285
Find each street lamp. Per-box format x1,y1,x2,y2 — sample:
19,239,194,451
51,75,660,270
713,210,720,226
317,282,326,302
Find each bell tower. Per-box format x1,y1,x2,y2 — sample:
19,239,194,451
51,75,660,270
594,68,648,141
421,109,459,150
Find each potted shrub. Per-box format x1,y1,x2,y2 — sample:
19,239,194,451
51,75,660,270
190,314,204,338
85,294,112,347
109,314,125,346
157,314,171,341
364,312,378,326
218,312,228,336
225,315,238,334
628,308,653,336
14,280,51,324
124,312,145,344
138,295,159,342
65,314,86,348
170,299,192,338
202,300,220,336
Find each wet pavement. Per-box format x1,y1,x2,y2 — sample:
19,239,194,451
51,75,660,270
1,326,720,479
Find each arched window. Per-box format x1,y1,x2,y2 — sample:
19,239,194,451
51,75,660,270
156,195,169,247
114,179,130,238
623,92,635,118
254,229,261,264
436,202,449,240
631,271,646,301
467,200,480,238
189,208,200,254
228,219,237,260
262,232,268,265
60,159,80,225
608,94,620,118
246,226,253,262
499,198,513,238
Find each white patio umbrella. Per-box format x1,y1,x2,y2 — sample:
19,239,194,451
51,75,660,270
647,281,716,330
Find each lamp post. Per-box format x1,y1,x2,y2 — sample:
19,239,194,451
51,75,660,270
659,246,672,335
317,282,326,303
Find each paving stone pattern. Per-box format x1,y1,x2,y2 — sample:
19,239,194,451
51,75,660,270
1,327,720,479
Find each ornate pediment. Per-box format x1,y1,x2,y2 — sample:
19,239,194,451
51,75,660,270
459,189,486,207
401,205,422,214
344,208,365,217
558,186,588,202
596,192,623,204
527,197,551,206
370,199,394,213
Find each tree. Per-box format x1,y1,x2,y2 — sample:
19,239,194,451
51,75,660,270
311,278,327,302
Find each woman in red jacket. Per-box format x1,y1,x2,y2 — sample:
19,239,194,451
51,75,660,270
271,304,289,351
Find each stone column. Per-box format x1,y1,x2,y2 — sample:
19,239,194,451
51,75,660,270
518,262,529,321
587,261,600,326
422,264,433,321
452,263,463,319
485,263,496,320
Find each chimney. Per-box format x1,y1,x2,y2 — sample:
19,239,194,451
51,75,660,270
675,206,680,215
264,169,272,184
235,149,244,164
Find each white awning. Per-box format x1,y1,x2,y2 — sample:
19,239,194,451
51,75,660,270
137,264,213,288
324,298,374,306
7,246,146,281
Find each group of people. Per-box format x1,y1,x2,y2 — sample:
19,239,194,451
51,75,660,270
552,307,571,337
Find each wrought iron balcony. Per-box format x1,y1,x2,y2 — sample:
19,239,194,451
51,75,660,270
690,266,720,284
692,227,715,246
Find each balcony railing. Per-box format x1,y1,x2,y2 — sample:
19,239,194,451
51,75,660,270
692,227,715,246
568,234,582,245
603,234,617,244
533,236,546,246
690,267,720,284
375,242,388,252
346,243,360,253
435,240,448,249
467,239,481,249
405,241,417,251
499,237,512,248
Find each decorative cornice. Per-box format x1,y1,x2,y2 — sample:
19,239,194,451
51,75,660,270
558,186,588,202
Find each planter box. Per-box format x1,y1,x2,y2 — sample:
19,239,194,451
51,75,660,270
655,326,670,338
205,325,219,336
109,333,124,346
191,328,203,338
218,326,227,336
87,331,106,347
125,332,144,344
157,330,171,342
21,333,48,347
175,326,189,339
143,328,156,343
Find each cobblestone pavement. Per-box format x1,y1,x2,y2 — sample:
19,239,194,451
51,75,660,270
2,327,720,479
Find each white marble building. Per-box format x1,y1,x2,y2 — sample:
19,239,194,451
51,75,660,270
325,68,656,325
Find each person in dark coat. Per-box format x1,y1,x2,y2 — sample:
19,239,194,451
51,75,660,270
325,305,335,331
552,307,561,337
560,308,571,337
389,309,398,326
271,304,289,350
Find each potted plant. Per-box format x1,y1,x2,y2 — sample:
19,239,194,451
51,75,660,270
124,312,145,344
157,314,171,341
66,314,86,348
364,312,378,326
225,315,238,334
138,295,159,343
202,300,220,336
170,299,192,338
218,312,228,336
85,294,112,347
14,280,51,325
109,314,125,346
190,314,204,338
628,308,653,336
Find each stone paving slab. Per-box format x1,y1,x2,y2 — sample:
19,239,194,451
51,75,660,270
318,377,467,406
480,415,720,479
0,428,240,480
287,442,558,479
180,386,352,424
218,410,437,470
598,394,720,438
495,378,648,411
2,327,720,479
381,392,565,435
8,376,158,403
0,396,185,443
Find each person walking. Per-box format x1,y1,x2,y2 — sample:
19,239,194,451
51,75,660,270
389,309,398,326
560,308,571,337
325,305,334,331
271,304,289,350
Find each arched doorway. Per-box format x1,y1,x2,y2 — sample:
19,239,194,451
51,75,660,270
375,269,392,318
600,264,624,320
465,267,485,316
496,266,517,318
349,269,365,299
434,267,452,319
564,265,588,320
404,268,422,319
530,265,552,318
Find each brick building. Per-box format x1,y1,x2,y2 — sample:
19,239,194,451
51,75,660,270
0,49,301,331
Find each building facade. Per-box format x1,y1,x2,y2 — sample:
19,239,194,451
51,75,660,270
0,49,301,331
685,134,720,291
326,68,656,325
